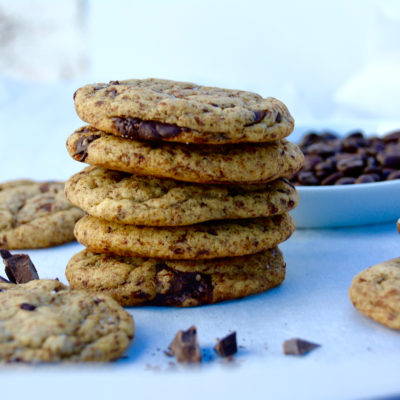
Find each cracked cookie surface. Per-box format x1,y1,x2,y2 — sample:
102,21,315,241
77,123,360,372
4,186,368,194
65,166,299,226
0,180,84,249
66,248,286,307
74,214,294,260
74,78,294,144
349,257,400,329
66,127,303,184
0,279,134,362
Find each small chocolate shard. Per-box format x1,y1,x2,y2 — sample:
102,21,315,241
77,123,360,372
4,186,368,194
214,332,237,357
20,303,36,311
72,134,101,162
245,110,267,127
283,338,320,355
168,326,202,363
0,250,39,284
0,275,10,283
275,112,282,123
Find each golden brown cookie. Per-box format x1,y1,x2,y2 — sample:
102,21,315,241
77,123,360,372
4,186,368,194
74,78,294,144
0,180,84,249
349,257,400,329
65,166,299,226
66,248,286,307
0,279,134,362
74,214,295,260
66,127,304,184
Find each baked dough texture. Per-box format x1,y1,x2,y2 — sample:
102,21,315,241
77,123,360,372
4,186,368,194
66,127,304,184
349,257,400,329
65,166,299,226
74,214,295,260
74,78,294,144
66,248,286,307
0,279,134,362
0,180,84,249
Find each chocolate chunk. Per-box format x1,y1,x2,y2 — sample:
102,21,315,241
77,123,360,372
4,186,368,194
20,303,36,311
154,264,213,306
0,250,39,284
214,332,237,357
168,326,202,363
108,80,120,85
72,134,101,162
275,112,282,123
112,117,182,141
244,110,267,127
283,338,320,355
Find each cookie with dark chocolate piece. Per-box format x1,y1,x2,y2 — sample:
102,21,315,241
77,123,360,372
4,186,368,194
74,78,294,144
65,248,286,307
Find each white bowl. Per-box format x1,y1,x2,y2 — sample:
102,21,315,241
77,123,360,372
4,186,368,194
290,179,400,228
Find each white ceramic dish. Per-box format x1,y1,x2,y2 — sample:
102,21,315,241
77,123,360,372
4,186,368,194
291,179,400,228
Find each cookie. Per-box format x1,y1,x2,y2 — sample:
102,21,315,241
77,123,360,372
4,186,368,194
349,257,400,329
66,248,286,307
74,78,294,144
0,279,134,362
65,166,299,226
66,127,304,184
0,180,84,249
74,213,294,260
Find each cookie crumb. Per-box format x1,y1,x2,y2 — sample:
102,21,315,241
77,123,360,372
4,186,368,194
214,332,237,357
283,338,320,355
168,326,202,364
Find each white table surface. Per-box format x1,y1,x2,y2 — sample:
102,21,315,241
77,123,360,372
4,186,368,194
0,80,399,400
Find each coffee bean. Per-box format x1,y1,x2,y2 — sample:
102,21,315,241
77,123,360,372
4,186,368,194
355,174,379,184
335,177,356,185
303,155,323,171
297,171,319,185
377,153,400,169
387,170,400,180
291,129,400,186
336,156,364,176
321,172,344,185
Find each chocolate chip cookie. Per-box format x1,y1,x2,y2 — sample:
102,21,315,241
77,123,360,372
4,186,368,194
66,248,286,306
0,180,84,249
65,166,298,226
74,78,294,144
349,257,400,329
74,214,294,260
66,127,304,184
0,279,134,362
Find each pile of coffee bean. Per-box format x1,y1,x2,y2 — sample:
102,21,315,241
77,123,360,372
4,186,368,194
291,130,400,185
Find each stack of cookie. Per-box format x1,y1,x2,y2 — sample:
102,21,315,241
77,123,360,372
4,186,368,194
64,78,303,307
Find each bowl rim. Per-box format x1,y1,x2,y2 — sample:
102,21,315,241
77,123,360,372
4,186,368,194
295,178,400,192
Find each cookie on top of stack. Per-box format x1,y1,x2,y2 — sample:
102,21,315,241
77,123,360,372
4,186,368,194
64,78,303,307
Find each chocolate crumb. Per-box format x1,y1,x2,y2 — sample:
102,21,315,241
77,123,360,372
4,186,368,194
20,303,36,311
168,326,202,364
0,250,39,284
283,338,320,355
214,332,237,357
